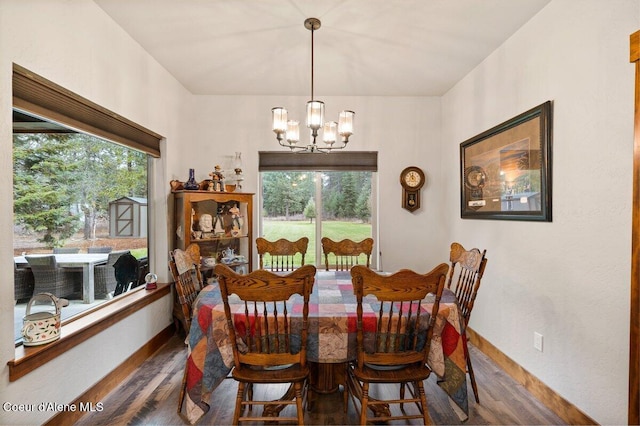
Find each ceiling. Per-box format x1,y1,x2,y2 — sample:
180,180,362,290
94,0,550,97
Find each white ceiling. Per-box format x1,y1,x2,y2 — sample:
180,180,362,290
94,0,550,97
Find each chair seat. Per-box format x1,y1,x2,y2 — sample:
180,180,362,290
353,363,431,383
233,363,309,384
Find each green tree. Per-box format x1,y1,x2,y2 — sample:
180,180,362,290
70,135,147,240
263,172,311,219
14,132,148,245
13,134,81,247
303,197,316,223
355,190,371,223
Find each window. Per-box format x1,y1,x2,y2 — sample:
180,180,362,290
259,152,377,268
11,64,161,346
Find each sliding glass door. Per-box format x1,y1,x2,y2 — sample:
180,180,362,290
260,170,375,268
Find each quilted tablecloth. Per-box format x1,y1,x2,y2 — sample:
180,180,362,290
181,270,469,424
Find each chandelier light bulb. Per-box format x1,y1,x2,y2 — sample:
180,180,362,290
271,107,287,134
338,110,355,137
286,120,300,145
323,121,337,145
306,100,324,131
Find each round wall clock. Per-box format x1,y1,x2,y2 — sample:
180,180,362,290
400,166,425,212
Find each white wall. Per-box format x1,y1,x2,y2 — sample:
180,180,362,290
1,0,636,424
0,1,190,424
442,0,639,423
187,94,445,273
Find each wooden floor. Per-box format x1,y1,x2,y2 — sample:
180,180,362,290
76,334,565,425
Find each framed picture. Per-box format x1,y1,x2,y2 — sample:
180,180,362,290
460,101,552,221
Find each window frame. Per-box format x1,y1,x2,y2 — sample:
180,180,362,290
258,151,378,268
9,64,163,379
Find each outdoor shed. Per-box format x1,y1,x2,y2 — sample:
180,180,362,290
108,196,148,238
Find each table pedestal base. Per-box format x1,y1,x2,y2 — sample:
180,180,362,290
309,362,345,393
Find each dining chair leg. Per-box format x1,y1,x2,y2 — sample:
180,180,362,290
417,381,432,425
467,353,480,403
233,382,245,424
360,382,369,425
399,382,406,410
294,381,304,425
177,365,188,413
343,382,349,413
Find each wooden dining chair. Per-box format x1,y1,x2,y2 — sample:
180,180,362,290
321,237,373,271
256,237,309,271
345,263,449,425
171,247,205,414
446,242,487,403
169,248,202,336
214,263,316,425
184,243,203,288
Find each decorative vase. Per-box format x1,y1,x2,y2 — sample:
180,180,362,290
184,168,199,190
233,152,244,190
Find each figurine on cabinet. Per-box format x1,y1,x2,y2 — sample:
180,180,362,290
213,206,225,236
229,203,243,236
198,213,214,239
208,165,226,192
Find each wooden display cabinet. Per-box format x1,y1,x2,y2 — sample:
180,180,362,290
173,190,253,274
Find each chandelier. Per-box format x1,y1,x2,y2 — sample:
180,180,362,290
271,18,355,153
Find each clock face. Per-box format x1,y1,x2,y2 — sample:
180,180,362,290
400,167,425,190
404,170,422,188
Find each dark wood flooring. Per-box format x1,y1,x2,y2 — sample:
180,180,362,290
76,334,565,425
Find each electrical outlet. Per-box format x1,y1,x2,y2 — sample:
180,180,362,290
534,332,543,352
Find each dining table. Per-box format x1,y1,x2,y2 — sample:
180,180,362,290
14,253,109,303
181,269,470,424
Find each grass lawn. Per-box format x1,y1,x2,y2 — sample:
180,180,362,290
262,219,372,267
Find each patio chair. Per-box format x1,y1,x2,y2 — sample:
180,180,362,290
26,255,79,298
446,242,488,403
88,246,113,253
256,236,308,271
214,263,316,425
14,262,34,302
345,263,449,425
52,247,80,254
94,250,130,299
321,237,373,271
113,252,140,296
136,256,150,288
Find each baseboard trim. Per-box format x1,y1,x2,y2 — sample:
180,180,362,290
467,328,597,425
43,325,175,426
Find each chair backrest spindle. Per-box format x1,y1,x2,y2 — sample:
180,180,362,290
215,264,316,370
351,263,448,368
321,237,373,271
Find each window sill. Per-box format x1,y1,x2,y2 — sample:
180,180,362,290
8,282,170,382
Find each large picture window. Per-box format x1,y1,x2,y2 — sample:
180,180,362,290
11,64,161,347
12,110,150,344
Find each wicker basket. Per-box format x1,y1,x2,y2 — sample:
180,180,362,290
21,293,61,346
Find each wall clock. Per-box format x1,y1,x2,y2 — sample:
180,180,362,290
400,166,425,212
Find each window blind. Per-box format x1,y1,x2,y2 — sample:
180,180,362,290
12,63,162,157
259,151,377,171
